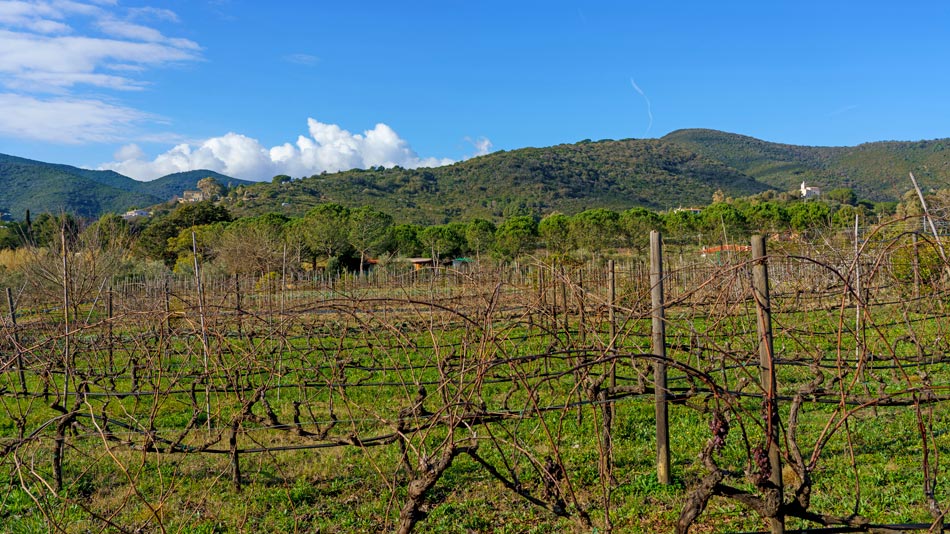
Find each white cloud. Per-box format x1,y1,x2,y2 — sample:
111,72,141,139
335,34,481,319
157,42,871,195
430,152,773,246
0,1,200,142
0,92,152,142
101,119,457,181
113,142,143,160
0,29,201,91
127,7,178,23
466,136,493,157
24,18,70,33
0,1,60,26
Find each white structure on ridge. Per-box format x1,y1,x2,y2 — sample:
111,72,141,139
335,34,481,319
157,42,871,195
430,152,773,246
800,181,821,199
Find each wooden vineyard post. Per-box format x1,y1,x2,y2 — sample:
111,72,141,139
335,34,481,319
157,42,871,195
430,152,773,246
606,260,617,475
533,266,543,329
234,274,244,337
560,265,569,333
752,235,784,534
913,232,921,300
107,286,114,374
230,419,242,491
57,226,70,492
550,264,558,331
577,269,586,344
163,277,170,330
6,287,25,393
608,260,617,388
61,226,71,402
650,230,671,485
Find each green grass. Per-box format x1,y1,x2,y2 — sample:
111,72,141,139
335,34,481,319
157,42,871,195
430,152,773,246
2,273,949,533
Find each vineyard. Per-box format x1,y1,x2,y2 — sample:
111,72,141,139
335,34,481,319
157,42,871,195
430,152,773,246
2,221,950,533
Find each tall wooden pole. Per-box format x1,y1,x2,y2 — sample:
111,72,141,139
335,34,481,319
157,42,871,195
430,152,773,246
913,232,921,300
107,286,114,374
577,270,586,344
650,231,671,485
560,265,569,333
6,287,25,393
607,260,618,474
62,226,71,402
608,260,617,386
752,235,784,534
192,231,212,435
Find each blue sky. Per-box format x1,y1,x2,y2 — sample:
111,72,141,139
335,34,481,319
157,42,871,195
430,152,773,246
1,1,950,181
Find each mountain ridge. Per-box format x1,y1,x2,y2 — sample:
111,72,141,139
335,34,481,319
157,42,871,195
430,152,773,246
0,153,252,220
5,130,950,222
661,128,950,200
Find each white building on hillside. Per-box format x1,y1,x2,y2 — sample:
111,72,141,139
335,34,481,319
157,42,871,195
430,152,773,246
122,209,150,220
800,181,821,199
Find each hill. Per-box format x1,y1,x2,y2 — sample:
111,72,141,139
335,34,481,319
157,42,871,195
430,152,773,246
227,138,775,224
0,154,251,220
138,170,247,201
8,130,950,223
662,129,950,201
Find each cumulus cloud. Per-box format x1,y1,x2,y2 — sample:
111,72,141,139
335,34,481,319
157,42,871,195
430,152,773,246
466,136,494,157
113,142,144,160
100,119,457,181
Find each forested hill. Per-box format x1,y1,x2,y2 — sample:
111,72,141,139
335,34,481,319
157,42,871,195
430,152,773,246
0,153,250,219
7,130,950,222
662,129,950,201
228,139,775,223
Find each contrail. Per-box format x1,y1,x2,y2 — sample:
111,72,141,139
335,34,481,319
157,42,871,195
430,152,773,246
630,77,653,134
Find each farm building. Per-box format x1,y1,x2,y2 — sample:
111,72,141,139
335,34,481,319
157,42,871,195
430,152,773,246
800,181,821,199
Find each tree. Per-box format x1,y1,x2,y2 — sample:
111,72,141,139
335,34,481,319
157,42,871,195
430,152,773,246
167,222,227,274
831,204,867,229
83,213,131,251
874,201,898,218
0,223,21,250
347,206,393,275
216,213,288,276
31,213,78,249
787,201,831,233
386,224,425,257
465,219,496,262
538,213,571,256
699,203,748,244
197,176,224,199
664,210,699,244
569,208,621,257
418,225,465,264
168,201,232,228
493,216,538,261
825,187,857,206
619,207,663,255
895,189,924,218
135,219,180,266
302,203,351,264
23,209,32,244
22,212,129,319
133,202,232,266
743,202,789,234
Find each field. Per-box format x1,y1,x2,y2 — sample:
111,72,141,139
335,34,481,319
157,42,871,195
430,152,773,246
2,226,950,533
